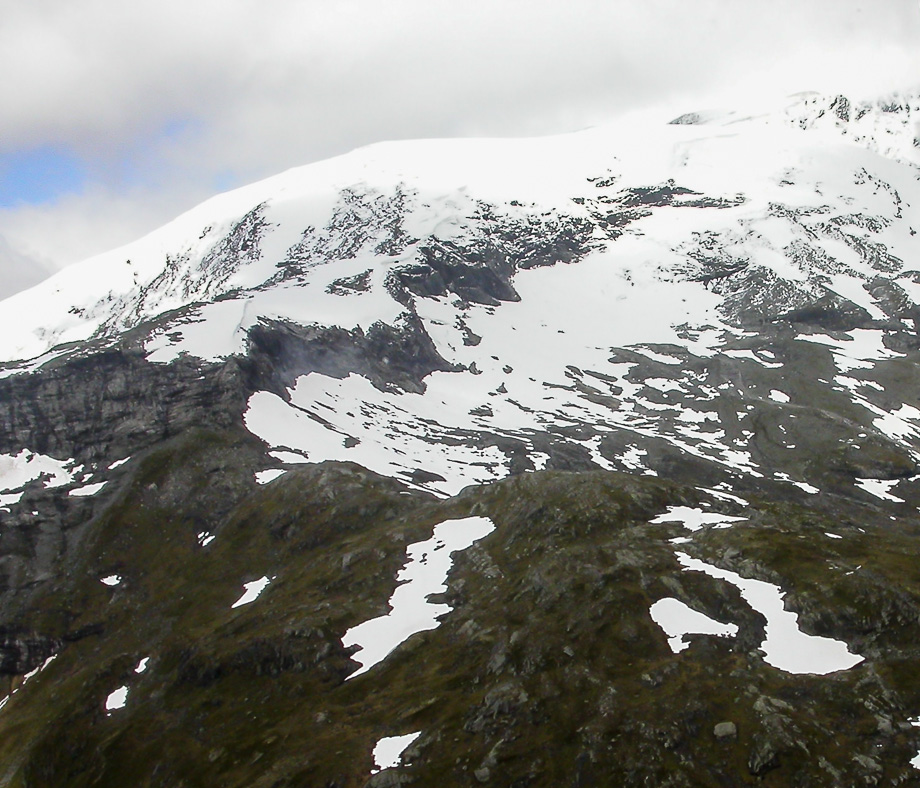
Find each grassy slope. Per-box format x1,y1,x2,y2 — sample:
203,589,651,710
0,428,918,786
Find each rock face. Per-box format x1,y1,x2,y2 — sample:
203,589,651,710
1,92,920,786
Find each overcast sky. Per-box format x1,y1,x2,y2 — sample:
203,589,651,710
1,0,919,295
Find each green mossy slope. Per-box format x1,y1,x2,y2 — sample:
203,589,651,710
1,430,919,786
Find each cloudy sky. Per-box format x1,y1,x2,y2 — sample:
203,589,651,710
1,0,919,296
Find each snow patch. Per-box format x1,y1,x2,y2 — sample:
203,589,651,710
856,478,904,503
69,481,107,497
0,450,75,494
0,654,61,715
244,382,507,497
231,576,272,609
698,487,749,506
910,717,920,770
269,450,308,463
775,472,820,494
105,686,128,713
255,468,286,485
343,516,495,678
371,732,421,773
650,597,739,653
676,552,863,674
650,506,747,532
21,654,57,688
0,491,23,509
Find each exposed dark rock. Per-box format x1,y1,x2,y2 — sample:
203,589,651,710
713,721,737,739
327,269,373,295
388,242,521,306
0,627,60,676
244,314,458,396
100,203,272,336
0,346,247,462
748,734,781,776
364,770,407,788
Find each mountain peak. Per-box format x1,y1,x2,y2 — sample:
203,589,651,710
670,89,920,164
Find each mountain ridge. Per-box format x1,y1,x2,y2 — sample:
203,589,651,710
3,89,919,366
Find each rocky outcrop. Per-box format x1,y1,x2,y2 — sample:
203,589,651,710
0,628,60,678
0,345,247,463
243,314,458,397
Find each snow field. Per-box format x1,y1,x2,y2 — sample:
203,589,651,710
371,732,421,773
674,553,863,675
342,516,495,678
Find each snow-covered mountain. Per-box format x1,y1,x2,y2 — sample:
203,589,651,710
3,92,920,786
5,91,920,496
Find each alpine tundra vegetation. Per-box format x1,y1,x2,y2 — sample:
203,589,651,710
3,92,920,785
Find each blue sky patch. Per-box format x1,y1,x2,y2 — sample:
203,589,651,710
0,146,86,208
211,170,241,194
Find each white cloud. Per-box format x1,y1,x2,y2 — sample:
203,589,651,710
0,235,52,300
0,0,918,283
5,0,918,159
0,178,215,271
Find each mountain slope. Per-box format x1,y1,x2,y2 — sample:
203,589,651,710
1,92,920,786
